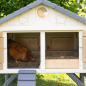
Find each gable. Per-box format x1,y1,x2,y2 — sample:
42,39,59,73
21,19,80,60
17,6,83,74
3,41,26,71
0,4,86,27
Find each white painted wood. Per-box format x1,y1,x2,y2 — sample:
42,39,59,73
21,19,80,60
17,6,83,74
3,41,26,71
0,26,85,32
1,69,86,73
79,48,83,69
45,59,79,69
79,31,83,69
3,32,7,49
79,31,82,48
40,32,45,69
1,30,84,72
3,32,7,70
3,49,7,70
0,4,86,73
0,4,86,27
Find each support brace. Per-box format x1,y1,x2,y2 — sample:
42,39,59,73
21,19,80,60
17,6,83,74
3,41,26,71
5,74,10,86
2,74,18,86
67,73,85,86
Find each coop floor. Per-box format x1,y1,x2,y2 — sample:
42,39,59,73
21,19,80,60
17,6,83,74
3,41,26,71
8,57,40,68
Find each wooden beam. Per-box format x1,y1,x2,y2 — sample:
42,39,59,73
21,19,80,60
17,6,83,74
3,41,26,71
67,73,85,86
5,74,10,86
2,74,18,86
80,74,85,84
40,32,45,69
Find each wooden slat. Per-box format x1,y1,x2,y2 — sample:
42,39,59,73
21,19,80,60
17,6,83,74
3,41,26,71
0,32,3,37
15,33,40,50
14,33,40,58
0,64,3,70
51,38,74,50
83,30,86,37
0,38,4,63
46,33,74,51
82,31,86,70
45,59,79,69
83,63,86,70
18,74,36,80
2,74,18,86
17,70,36,86
82,37,86,62
17,81,36,86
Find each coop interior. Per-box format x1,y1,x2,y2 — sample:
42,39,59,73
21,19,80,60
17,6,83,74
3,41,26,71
7,33,40,69
45,32,79,69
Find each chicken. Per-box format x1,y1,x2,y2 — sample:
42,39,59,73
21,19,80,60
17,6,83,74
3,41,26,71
8,39,34,64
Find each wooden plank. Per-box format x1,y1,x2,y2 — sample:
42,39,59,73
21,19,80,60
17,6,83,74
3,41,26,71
67,73,85,86
0,32,3,37
17,81,36,86
83,30,86,37
51,38,74,50
15,37,38,50
2,74,18,86
45,59,79,69
18,74,36,80
82,37,86,62
40,32,45,69
15,33,40,51
83,63,86,70
46,33,74,51
0,38,4,63
13,33,40,58
0,64,3,70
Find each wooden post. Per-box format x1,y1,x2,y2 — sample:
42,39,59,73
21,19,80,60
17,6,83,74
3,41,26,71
5,74,10,86
40,32,45,70
80,73,84,85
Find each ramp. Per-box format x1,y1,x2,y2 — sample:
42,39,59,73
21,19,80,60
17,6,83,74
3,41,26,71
17,70,36,86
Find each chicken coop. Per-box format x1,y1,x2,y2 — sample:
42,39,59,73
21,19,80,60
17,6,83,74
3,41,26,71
0,0,86,73
0,0,86,86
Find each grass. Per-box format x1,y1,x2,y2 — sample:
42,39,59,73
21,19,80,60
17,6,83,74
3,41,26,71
36,73,85,86
1,73,86,86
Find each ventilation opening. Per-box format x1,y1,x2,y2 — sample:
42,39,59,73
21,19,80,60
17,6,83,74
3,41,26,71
37,6,48,18
7,33,40,69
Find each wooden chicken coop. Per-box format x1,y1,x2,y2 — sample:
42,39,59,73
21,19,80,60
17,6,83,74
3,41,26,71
0,0,86,73
0,0,86,86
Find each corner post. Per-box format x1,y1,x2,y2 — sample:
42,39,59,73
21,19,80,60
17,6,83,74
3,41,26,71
80,73,85,85
5,74,10,86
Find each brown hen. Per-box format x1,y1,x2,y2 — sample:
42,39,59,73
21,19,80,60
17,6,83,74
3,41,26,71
8,39,34,64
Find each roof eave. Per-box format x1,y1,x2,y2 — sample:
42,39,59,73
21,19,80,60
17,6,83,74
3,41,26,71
0,0,42,24
43,0,86,24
